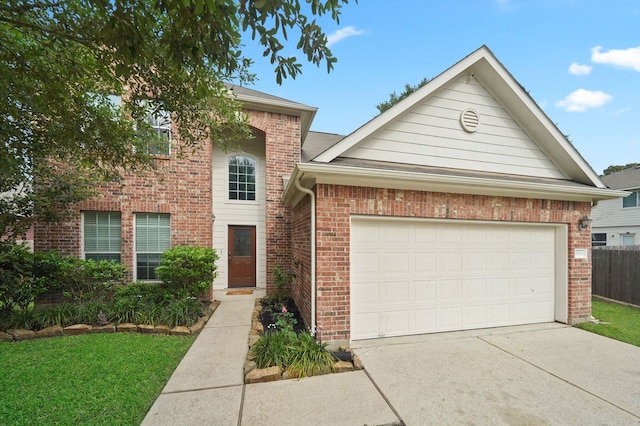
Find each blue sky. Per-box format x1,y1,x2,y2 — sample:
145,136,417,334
239,1,640,175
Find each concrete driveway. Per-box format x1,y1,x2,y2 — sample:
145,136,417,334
352,322,640,425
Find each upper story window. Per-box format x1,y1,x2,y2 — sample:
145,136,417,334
83,211,121,262
228,155,256,201
144,109,171,156
622,191,640,208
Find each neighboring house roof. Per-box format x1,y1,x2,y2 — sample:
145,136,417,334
284,45,625,205
302,131,345,162
225,84,317,140
600,166,640,190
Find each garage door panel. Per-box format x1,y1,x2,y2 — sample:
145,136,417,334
351,312,380,339
439,279,463,300
440,252,463,272
465,252,487,271
351,219,558,340
439,307,464,329
352,281,379,306
413,252,437,273
383,281,409,304
383,252,410,274
413,308,437,329
464,305,488,327
383,310,409,335
352,252,379,275
464,278,488,298
509,251,532,271
414,280,437,302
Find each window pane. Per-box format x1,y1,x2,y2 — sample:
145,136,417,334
228,155,256,201
137,253,162,280
136,213,169,252
84,211,121,261
234,229,252,256
623,192,638,208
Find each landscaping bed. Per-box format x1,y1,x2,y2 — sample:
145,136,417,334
0,301,219,342
243,296,363,383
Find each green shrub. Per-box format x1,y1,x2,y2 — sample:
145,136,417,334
250,330,295,370
112,282,170,306
286,332,335,378
161,298,202,328
0,241,51,316
272,265,295,300
155,246,218,297
73,301,111,325
35,303,76,328
54,257,126,302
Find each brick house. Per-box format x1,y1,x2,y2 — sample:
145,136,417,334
36,46,623,347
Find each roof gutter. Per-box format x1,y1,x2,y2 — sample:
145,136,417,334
283,162,627,205
294,175,317,336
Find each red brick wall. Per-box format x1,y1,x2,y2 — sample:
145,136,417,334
247,110,301,293
312,184,592,343
35,142,213,283
291,194,312,330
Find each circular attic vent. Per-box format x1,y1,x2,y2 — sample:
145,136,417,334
460,108,480,133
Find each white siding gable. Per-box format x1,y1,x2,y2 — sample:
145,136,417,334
592,196,640,228
342,76,565,179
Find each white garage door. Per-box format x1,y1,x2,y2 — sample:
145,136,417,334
351,218,558,340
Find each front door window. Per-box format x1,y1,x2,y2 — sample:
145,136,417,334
228,226,256,287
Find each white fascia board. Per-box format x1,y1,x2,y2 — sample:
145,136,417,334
291,163,627,204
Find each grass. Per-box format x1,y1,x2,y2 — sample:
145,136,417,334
0,333,195,425
577,298,640,347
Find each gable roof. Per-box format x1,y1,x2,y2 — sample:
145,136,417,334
283,46,626,206
600,166,640,190
225,84,317,140
312,45,604,189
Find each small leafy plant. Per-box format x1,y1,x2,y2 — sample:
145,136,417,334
155,246,218,297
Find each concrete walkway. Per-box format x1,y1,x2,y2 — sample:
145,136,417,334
143,291,640,425
142,289,399,425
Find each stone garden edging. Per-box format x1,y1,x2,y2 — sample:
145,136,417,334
0,301,220,343
243,298,364,383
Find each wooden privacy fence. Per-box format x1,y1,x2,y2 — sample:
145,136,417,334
592,246,640,306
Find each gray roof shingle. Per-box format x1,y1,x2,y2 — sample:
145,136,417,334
600,166,640,190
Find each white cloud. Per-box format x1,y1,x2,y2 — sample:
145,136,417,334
568,62,592,76
591,46,640,71
326,26,366,47
555,89,612,112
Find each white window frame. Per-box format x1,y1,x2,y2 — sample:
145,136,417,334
226,153,258,204
621,234,636,246
591,233,607,247
82,211,122,262
134,213,171,281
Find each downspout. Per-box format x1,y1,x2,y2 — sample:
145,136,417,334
294,177,316,335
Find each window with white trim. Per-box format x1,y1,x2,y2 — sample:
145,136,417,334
144,109,171,156
591,233,606,247
135,213,170,280
228,155,256,201
83,211,121,262
622,191,640,208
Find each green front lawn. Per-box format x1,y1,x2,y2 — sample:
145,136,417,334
0,333,195,425
577,299,640,347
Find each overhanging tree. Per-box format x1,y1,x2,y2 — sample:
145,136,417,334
0,0,353,238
